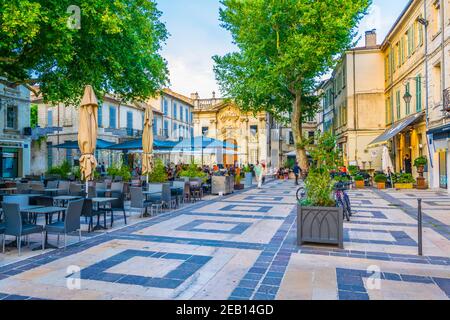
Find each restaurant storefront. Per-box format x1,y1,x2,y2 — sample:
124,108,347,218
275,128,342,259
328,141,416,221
0,139,31,179
428,123,450,191
368,113,427,177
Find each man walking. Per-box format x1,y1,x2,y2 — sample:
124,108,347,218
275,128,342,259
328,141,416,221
293,162,301,185
254,161,264,189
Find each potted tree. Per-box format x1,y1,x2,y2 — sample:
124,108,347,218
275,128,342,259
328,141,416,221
298,133,344,249
374,174,387,189
243,165,253,187
354,174,365,189
414,156,428,189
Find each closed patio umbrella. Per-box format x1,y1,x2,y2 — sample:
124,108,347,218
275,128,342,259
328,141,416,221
78,85,98,193
142,104,154,182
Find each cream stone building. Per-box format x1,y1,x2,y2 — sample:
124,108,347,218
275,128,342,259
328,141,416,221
191,93,270,167
328,30,386,171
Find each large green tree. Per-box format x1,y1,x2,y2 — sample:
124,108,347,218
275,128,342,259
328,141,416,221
0,0,168,104
213,0,370,170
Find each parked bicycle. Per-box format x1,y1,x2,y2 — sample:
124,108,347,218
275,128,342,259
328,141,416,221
334,181,352,221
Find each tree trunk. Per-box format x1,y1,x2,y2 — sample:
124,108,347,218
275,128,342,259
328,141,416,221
292,91,309,171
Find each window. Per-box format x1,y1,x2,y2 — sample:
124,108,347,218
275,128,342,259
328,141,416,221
250,125,258,136
47,110,53,127
416,75,422,111
400,37,405,64
201,126,209,135
66,149,72,166
418,16,424,46
109,106,116,128
386,97,392,125
179,105,183,121
163,99,168,115
342,104,347,125
396,90,401,120
173,123,178,138
126,111,133,135
407,28,413,57
432,0,441,35
98,105,103,127
173,103,177,119
163,120,169,138
185,108,189,123
6,105,18,129
433,63,442,103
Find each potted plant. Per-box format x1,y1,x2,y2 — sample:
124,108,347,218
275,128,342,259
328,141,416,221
374,174,387,189
243,165,253,187
414,156,428,189
298,133,344,249
354,174,365,189
148,158,168,183
234,174,244,190
394,173,415,189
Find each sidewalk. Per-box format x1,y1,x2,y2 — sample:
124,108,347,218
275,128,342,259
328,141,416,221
0,180,448,300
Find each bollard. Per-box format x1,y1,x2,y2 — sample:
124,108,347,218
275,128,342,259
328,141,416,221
418,199,423,256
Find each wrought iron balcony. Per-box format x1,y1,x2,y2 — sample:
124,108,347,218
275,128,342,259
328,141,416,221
444,88,450,113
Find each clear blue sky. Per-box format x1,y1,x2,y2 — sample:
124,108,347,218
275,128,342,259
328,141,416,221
156,0,409,98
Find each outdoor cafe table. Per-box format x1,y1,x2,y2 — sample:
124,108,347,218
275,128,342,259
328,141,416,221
0,188,17,194
44,188,60,196
52,195,82,207
89,197,117,231
20,206,67,250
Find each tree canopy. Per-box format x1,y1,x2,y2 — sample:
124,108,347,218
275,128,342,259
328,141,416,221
0,0,169,104
213,0,371,168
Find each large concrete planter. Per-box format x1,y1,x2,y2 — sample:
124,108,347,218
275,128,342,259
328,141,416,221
211,176,234,195
297,205,343,248
244,173,253,187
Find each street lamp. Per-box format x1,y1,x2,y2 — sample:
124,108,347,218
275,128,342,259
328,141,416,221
403,90,413,105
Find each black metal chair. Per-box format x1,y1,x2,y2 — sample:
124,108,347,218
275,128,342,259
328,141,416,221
2,203,45,255
108,191,127,228
81,198,108,232
45,199,84,248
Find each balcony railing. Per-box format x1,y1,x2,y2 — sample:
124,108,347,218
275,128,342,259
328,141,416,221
444,88,450,112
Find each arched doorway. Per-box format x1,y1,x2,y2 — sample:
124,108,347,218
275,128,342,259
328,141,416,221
223,139,238,167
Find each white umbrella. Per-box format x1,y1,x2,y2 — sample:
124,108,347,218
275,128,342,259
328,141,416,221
382,146,394,174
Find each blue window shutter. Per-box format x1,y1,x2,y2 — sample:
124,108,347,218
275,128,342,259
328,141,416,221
98,105,103,127
180,105,183,121
47,110,53,127
109,106,116,128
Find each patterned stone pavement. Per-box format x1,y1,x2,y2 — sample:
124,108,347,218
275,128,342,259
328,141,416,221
0,180,448,300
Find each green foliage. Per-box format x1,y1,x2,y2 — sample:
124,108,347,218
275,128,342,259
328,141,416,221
147,158,167,183
179,162,206,179
348,165,359,176
235,174,241,185
107,164,132,182
72,166,81,181
393,173,415,184
353,174,364,181
47,160,71,179
284,158,295,169
0,0,169,104
213,0,370,120
303,133,341,207
30,104,38,128
242,165,252,173
374,174,387,183
333,175,350,183
414,156,427,167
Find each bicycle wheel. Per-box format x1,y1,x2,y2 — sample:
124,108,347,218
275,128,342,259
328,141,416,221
296,187,305,202
343,192,352,217
337,194,350,221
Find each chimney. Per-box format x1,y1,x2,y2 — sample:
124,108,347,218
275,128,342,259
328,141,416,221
365,29,377,47
190,92,198,100
212,91,216,99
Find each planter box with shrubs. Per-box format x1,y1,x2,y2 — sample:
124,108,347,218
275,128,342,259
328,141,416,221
374,174,387,189
354,174,365,189
392,173,415,189
297,133,344,249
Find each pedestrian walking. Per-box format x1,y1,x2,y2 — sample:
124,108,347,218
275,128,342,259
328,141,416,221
293,162,301,185
254,161,264,189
